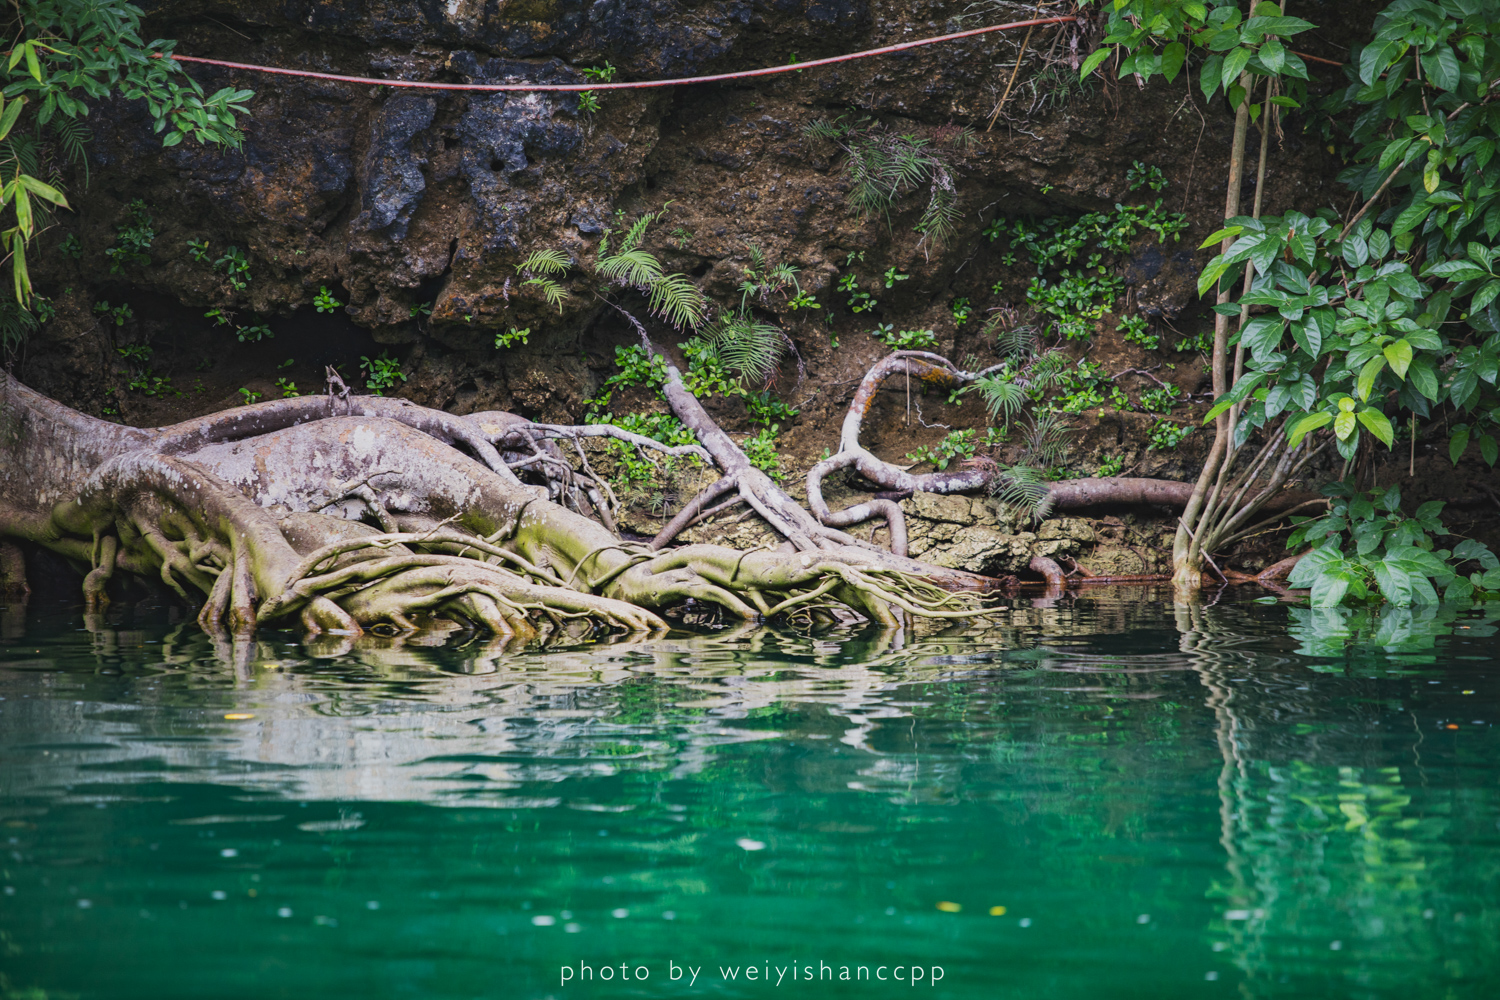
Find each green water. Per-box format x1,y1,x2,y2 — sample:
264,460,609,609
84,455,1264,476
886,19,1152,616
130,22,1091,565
1,592,1497,999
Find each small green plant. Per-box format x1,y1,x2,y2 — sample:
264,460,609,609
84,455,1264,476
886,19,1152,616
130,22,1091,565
950,297,973,326
1027,268,1122,341
1126,161,1168,193
115,343,152,364
745,389,798,427
238,387,263,404
214,246,251,291
906,428,976,470
314,286,342,313
278,357,295,369
235,323,273,343
360,353,408,395
186,238,211,263
1146,421,1192,451
882,267,909,289
59,233,83,259
1173,329,1213,353
410,301,432,318
494,326,531,349
104,199,154,273
275,378,299,398
787,288,820,311
671,226,693,249
516,249,573,312
1287,484,1500,606
1050,359,1130,414
577,61,617,112
742,425,784,480
93,300,133,326
1139,384,1182,414
33,295,55,322
205,307,233,327
125,370,177,397
838,273,876,313
1094,454,1125,477
870,324,937,350
1117,313,1158,350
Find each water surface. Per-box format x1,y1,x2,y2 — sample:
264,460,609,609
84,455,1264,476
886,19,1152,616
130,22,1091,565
1,592,1497,998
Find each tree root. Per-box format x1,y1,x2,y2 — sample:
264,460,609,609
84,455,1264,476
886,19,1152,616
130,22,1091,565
1,372,1006,637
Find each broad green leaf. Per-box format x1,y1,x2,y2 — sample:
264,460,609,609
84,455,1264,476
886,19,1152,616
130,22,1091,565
1309,569,1351,607
1357,407,1395,447
1475,280,1500,314
1260,37,1286,74
1483,433,1499,467
1290,316,1321,357
1161,42,1187,82
1451,423,1472,464
1286,410,1332,445
1198,225,1243,250
1421,46,1461,92
1425,260,1488,280
1079,47,1112,81
1382,338,1413,378
1204,371,1267,422
1221,46,1252,90
1335,409,1357,439
1200,53,1225,98
1356,355,1386,400
1392,199,1433,237
1408,356,1440,400
1240,314,1284,357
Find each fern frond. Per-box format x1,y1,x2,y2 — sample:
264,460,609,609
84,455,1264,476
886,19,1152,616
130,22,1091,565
991,463,1053,522
597,247,664,289
1022,411,1072,467
522,276,568,312
518,249,572,276
974,373,1027,425
646,271,709,330
618,211,658,254
709,313,786,385
990,320,1039,360
48,117,93,184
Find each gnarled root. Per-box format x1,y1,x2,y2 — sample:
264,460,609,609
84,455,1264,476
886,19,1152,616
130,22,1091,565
1,372,1005,637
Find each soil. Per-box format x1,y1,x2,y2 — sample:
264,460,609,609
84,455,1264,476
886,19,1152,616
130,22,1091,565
12,0,1500,582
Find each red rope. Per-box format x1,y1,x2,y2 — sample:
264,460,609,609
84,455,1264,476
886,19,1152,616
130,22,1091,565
157,17,1083,92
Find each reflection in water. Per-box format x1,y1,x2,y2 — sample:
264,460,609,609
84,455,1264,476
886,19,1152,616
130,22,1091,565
0,590,1497,999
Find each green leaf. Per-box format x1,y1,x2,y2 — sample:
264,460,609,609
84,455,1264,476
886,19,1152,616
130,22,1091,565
1392,199,1433,238
1079,47,1112,81
15,175,68,208
1286,410,1332,446
1421,47,1461,92
1221,47,1252,91
1161,42,1187,83
1198,225,1243,250
1335,409,1357,440
1475,280,1500,314
1382,338,1413,379
1450,424,1471,465
1356,355,1386,401
24,43,41,84
1259,38,1285,74
1357,408,1395,447
1483,434,1499,467
1200,53,1225,98
1240,314,1284,357
1309,569,1351,607
1408,356,1440,400
1290,316,1321,358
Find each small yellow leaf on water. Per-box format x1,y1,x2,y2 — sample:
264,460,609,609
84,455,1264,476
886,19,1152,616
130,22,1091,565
989,906,1007,916
224,713,255,720
936,901,962,913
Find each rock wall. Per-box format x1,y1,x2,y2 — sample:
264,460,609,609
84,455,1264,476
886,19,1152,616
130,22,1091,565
27,0,1483,575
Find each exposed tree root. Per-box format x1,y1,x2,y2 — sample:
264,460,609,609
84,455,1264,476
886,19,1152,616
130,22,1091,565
1,373,999,636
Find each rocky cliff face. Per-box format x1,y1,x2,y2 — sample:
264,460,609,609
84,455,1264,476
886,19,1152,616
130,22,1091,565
18,0,1389,574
